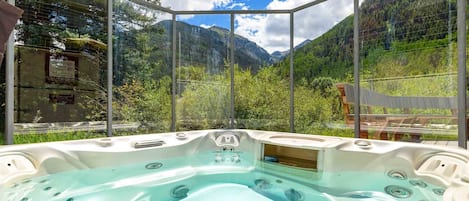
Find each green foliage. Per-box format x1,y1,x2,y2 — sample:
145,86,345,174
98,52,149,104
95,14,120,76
16,0,107,48
114,77,172,132
174,65,341,133
234,66,290,131
278,0,458,82
177,71,230,130
310,77,336,96
277,16,354,81
5,0,465,144
0,132,106,145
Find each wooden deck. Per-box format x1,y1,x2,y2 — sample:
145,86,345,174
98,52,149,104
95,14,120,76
336,83,465,142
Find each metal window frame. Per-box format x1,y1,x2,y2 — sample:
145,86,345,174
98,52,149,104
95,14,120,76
290,12,295,133
161,0,326,132
351,0,467,148
353,0,360,139
106,0,113,137
4,0,467,149
457,0,467,148
4,0,16,144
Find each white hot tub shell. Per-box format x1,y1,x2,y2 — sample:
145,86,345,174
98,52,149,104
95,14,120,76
0,130,468,201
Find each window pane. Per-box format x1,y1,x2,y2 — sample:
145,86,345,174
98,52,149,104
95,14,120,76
359,0,457,143
175,15,231,131
293,0,354,137
113,0,172,134
13,0,108,143
233,14,290,132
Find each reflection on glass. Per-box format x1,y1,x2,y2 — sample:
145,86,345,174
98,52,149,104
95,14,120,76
11,0,108,143
3,0,464,145
359,0,457,142
113,0,172,134
292,0,354,136
234,14,290,132
175,16,231,130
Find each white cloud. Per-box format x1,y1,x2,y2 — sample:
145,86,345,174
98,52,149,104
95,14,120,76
235,14,290,53
161,0,356,53
227,3,248,10
161,0,232,11
200,24,215,29
235,0,355,53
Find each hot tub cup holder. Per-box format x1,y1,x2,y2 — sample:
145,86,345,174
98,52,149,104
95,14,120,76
96,138,113,147
176,133,188,140
354,140,372,149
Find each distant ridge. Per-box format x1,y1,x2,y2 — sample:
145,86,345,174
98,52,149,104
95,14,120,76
277,0,456,82
271,39,312,63
158,20,273,73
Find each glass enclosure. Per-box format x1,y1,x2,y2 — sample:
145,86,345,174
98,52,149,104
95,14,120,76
293,0,354,137
359,0,458,143
9,0,109,143
113,0,172,134
175,15,231,131
234,14,290,132
1,0,467,148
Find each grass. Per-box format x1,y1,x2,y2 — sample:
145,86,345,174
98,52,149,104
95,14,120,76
0,131,107,145
420,134,459,141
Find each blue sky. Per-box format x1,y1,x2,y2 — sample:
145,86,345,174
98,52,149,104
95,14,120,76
160,0,355,53
171,0,271,30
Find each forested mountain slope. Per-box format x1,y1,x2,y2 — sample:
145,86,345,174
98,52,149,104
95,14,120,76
158,20,273,73
278,0,457,83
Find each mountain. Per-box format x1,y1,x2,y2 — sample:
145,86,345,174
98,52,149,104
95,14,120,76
271,50,288,63
158,20,273,73
277,0,456,82
271,39,312,63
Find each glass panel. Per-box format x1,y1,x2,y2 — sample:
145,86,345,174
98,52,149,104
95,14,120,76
113,0,172,134
176,15,231,131
359,0,457,143
234,14,290,132
293,0,354,137
12,0,108,143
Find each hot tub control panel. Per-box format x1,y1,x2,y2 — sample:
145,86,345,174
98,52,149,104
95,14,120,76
212,133,242,163
213,151,241,164
214,133,240,151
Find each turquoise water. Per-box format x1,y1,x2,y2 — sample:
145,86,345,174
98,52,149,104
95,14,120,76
0,151,446,201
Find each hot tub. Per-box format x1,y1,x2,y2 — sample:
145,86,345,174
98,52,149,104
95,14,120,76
0,130,468,201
